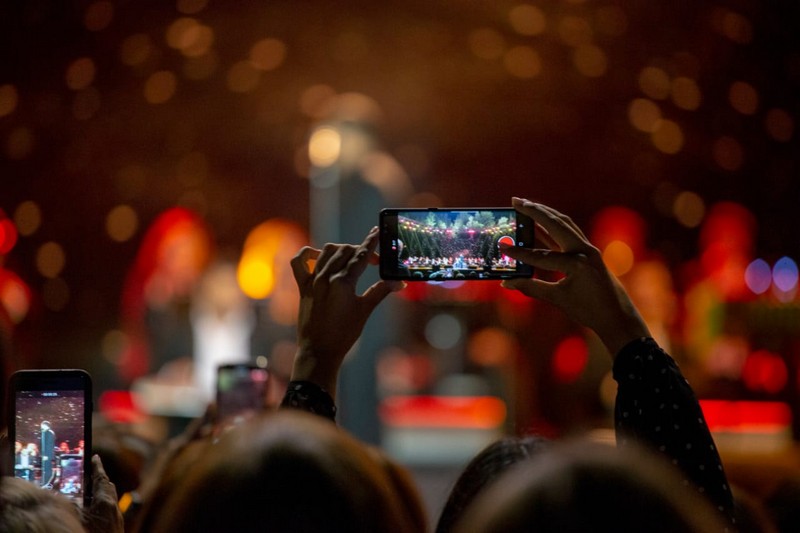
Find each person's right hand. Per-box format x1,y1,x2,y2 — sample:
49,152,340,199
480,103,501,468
289,227,404,397
501,197,650,357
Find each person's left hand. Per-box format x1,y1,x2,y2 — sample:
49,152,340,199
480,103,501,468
289,227,404,397
83,454,124,533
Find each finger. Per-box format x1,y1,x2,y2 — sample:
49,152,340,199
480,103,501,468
535,203,589,242
360,279,403,311
513,198,589,252
501,246,587,275
342,227,380,284
316,244,357,281
91,454,118,500
290,246,320,291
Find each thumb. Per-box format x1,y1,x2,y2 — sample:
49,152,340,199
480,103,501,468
361,280,404,312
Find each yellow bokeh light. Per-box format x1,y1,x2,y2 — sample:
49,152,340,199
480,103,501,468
167,17,198,49
250,38,287,71
227,60,260,93
729,81,758,115
177,0,209,15
182,24,214,58
468,28,505,60
308,127,341,167
603,240,634,277
121,34,153,66
573,45,607,77
36,242,66,279
503,46,542,78
671,77,701,111
84,1,114,32
66,57,96,91
509,4,546,36
144,71,177,104
13,201,42,236
628,98,661,132
1,277,30,324
650,119,683,154
0,84,19,118
673,191,705,228
299,84,337,119
712,8,753,44
558,16,592,47
237,256,274,300
712,136,744,171
638,67,670,100
106,205,139,242
765,108,794,142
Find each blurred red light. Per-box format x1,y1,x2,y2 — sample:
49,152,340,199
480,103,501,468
0,219,18,254
552,336,589,383
742,350,788,394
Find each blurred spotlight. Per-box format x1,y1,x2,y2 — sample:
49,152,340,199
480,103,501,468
250,38,287,71
13,201,41,237
84,1,114,32
602,240,634,276
742,350,787,394
509,4,546,36
671,77,701,111
729,81,759,115
672,191,705,228
425,313,463,351
711,8,753,44
772,257,799,292
144,71,177,104
299,84,337,119
557,16,592,47
36,242,66,279
650,119,683,154
308,126,342,168
66,58,96,90
0,218,18,255
0,270,30,324
638,66,670,100
764,108,794,142
552,336,588,383
177,0,209,14
628,98,661,132
106,205,139,242
744,259,771,295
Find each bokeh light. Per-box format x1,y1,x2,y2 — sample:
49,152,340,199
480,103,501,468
0,219,18,254
177,0,209,14
672,191,705,228
106,205,139,242
772,257,799,292
13,201,42,236
425,313,464,350
552,336,589,383
120,34,154,67
712,136,744,171
84,1,114,32
0,271,31,324
308,126,342,167
729,81,759,115
557,16,592,47
508,4,546,36
250,38,287,71
36,242,67,279
144,71,177,104
638,66,670,100
66,57,96,91
711,8,753,44
650,119,683,154
627,98,661,132
602,240,634,277
744,259,771,295
764,108,794,142
742,350,787,394
671,77,701,111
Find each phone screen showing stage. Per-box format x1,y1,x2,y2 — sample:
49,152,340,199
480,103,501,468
13,389,87,507
380,208,535,281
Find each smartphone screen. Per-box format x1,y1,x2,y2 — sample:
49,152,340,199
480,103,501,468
7,369,92,508
379,208,535,281
216,364,269,423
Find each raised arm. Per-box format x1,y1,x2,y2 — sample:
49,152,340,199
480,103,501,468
501,197,736,529
281,227,404,420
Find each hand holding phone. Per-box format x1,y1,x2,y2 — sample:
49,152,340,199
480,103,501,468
379,208,535,281
6,369,93,508
216,363,269,424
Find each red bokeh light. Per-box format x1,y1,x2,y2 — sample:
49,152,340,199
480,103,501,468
551,335,589,383
742,349,788,394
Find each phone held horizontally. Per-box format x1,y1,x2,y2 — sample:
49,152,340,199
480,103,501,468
379,207,535,281
6,369,93,508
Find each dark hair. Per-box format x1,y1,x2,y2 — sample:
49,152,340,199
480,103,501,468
0,476,85,532
436,435,549,533
147,410,418,533
457,438,727,533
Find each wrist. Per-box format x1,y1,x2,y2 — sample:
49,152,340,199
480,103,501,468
290,348,341,398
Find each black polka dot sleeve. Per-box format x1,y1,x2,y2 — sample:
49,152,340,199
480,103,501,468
613,337,736,529
280,380,337,422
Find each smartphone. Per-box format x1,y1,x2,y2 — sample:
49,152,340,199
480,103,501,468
6,369,92,508
216,363,269,423
379,207,536,281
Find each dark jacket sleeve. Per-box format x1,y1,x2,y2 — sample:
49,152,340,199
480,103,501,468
613,337,736,529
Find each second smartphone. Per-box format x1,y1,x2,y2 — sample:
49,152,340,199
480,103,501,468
379,207,535,281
